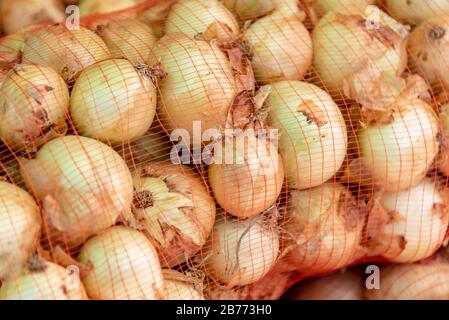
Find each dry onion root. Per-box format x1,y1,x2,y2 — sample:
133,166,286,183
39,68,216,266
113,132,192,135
365,178,449,263
78,226,165,300
22,24,112,83
386,0,449,26
163,270,205,300
0,261,88,300
70,59,157,143
0,181,41,281
130,162,216,268
266,80,347,190
281,183,364,276
0,64,69,152
19,135,134,247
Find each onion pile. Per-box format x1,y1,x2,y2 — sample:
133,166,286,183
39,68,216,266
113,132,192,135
386,0,449,25
163,270,205,300
20,135,133,246
0,181,41,281
0,64,69,152
70,59,157,143
266,80,347,190
78,226,165,300
130,162,216,267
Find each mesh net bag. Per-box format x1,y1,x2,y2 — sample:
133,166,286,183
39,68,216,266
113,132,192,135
2,0,449,301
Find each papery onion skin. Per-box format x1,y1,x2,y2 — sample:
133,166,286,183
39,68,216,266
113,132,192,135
0,181,41,281
282,183,364,276
366,178,449,263
0,0,65,35
22,24,112,83
266,80,347,190
386,0,449,25
204,217,280,287
209,132,284,218
165,0,240,43
70,59,156,143
93,19,157,65
79,0,145,16
148,33,236,137
0,261,88,300
19,135,133,247
0,64,69,152
358,98,439,191
131,162,216,268
78,226,165,300
243,7,312,84
163,270,205,300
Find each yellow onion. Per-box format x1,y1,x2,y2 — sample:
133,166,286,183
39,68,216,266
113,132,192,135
165,0,239,43
0,261,88,300
130,162,216,267
137,0,178,38
204,215,280,288
221,0,298,21
266,80,347,190
285,270,364,300
70,59,156,143
0,64,69,152
78,226,165,300
0,0,65,35
386,0,449,25
408,17,449,91
366,178,449,263
243,4,312,84
22,24,111,83
0,32,24,65
163,270,205,300
304,0,375,18
79,0,145,16
19,135,133,247
366,255,449,300
93,19,156,65
148,33,236,137
312,6,408,98
0,181,41,281
281,183,364,276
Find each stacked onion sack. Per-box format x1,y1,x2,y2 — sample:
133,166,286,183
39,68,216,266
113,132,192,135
2,0,449,302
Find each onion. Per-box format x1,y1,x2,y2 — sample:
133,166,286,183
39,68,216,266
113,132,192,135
0,0,65,35
0,181,41,281
163,270,205,300
204,214,280,287
79,0,145,16
365,178,449,263
281,183,364,276
366,254,449,300
78,226,165,300
0,32,24,65
242,4,312,84
70,59,157,143
386,0,449,25
437,103,449,176
221,0,298,21
266,80,347,190
137,0,178,38
92,19,157,65
19,135,133,247
130,162,215,267
285,270,364,300
165,0,239,44
312,6,408,98
0,64,69,152
0,261,88,300
22,24,111,83
304,0,375,18
148,33,237,137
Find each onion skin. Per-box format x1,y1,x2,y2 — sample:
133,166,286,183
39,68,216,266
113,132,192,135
131,162,216,268
78,226,165,300
0,181,41,281
163,270,205,300
19,135,133,247
358,98,439,191
0,64,69,152
70,59,156,143
386,0,449,25
282,183,364,276
22,24,112,83
0,0,65,35
0,262,88,300
366,179,449,263
165,0,240,43
221,0,298,21
305,0,375,17
79,0,145,16
243,7,312,84
266,80,347,190
148,33,236,137
437,103,449,176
